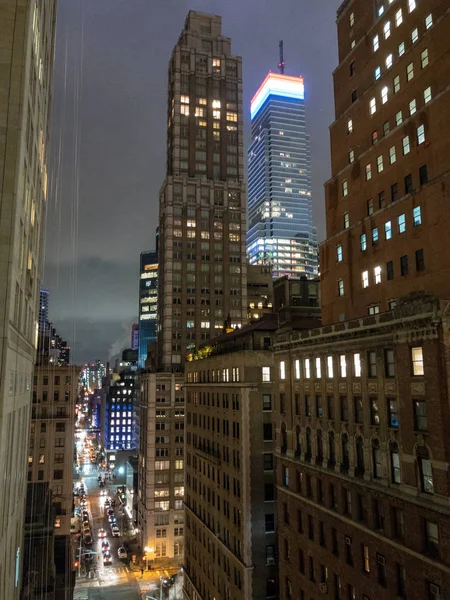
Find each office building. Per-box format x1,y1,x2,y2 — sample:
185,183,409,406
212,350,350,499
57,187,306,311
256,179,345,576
0,1,57,597
138,250,158,368
246,264,274,322
247,72,318,279
131,323,139,352
275,2,450,599
157,10,248,370
39,289,50,334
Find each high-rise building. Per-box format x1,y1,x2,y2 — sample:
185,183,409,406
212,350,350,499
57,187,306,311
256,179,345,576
275,2,450,600
157,10,248,369
131,322,139,352
138,250,158,368
39,288,50,333
247,71,318,279
0,2,57,597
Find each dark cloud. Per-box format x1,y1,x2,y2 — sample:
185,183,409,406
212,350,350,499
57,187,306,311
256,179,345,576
45,0,342,362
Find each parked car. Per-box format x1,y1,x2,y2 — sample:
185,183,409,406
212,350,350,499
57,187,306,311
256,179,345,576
117,547,127,559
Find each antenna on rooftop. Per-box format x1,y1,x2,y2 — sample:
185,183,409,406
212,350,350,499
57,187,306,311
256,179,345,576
278,40,285,74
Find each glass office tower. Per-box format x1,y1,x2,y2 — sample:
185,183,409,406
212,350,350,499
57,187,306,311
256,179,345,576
247,73,318,278
138,251,158,368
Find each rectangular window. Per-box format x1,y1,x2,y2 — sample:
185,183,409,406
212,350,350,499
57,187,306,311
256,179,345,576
388,398,399,428
365,164,372,180
374,265,382,284
414,400,427,431
393,75,400,93
387,260,394,280
386,54,393,69
406,62,414,81
408,0,416,12
361,234,367,251
349,149,355,163
425,521,439,556
389,146,396,164
402,136,410,155
367,199,374,215
417,124,425,145
305,358,311,379
344,212,350,229
413,206,422,226
342,180,348,197
400,255,409,276
391,183,399,202
409,99,417,115
377,155,384,173
337,244,343,262
263,394,272,411
370,98,377,115
280,361,286,380
363,545,370,572
405,174,413,194
354,353,361,377
338,279,345,296
398,214,406,233
381,86,388,104
362,270,369,288
385,349,395,377
421,48,429,68
262,367,271,382
398,41,405,56
368,351,377,377
372,227,379,244
396,110,403,126
395,9,403,26
385,221,392,240
315,357,322,379
340,355,347,378
383,21,391,39
294,360,301,380
327,356,334,378
424,86,432,104
411,347,424,375
375,66,381,80
371,398,380,425
416,248,425,272
347,118,353,134
425,13,433,29
373,35,379,52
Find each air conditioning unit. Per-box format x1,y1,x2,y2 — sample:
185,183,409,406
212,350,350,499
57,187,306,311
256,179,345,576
377,554,386,566
266,557,275,566
319,583,328,594
345,536,352,545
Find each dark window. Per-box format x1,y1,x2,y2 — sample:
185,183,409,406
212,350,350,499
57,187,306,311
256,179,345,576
280,393,286,414
351,90,357,103
405,174,413,194
345,538,353,565
372,130,378,145
297,509,303,534
350,61,356,76
367,198,374,215
396,563,407,598
392,507,404,539
377,554,387,587
368,351,377,377
419,164,428,185
378,190,386,208
317,478,324,504
386,260,394,280
400,255,409,276
388,398,399,427
265,514,275,532
316,431,324,465
264,483,274,502
319,521,326,547
327,395,335,420
416,249,425,271
425,520,439,557
295,425,301,457
308,515,314,540
414,400,428,431
391,183,399,202
354,397,363,423
263,394,272,411
305,428,312,462
40,423,46,433
306,474,312,497
332,528,339,556
294,393,300,415
384,349,395,377
355,437,365,476
357,493,365,522
283,502,290,524
305,395,311,417
341,434,350,472
263,453,274,470
263,423,273,441
383,121,390,136
329,483,337,509
328,432,336,468
340,396,348,421
372,440,382,477
298,549,305,573
373,499,385,531
309,556,315,582
38,470,44,481
390,443,401,483
417,447,434,494
316,395,323,418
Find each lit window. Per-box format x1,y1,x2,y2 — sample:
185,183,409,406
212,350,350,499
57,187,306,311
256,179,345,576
340,355,347,377
375,66,381,80
381,86,388,104
389,146,396,164
373,35,380,52
425,14,433,29
398,214,406,233
395,9,403,26
393,75,400,93
408,0,416,12
349,149,355,163
315,357,322,379
180,105,189,116
198,120,207,127
351,40,356,49
349,11,355,26
212,58,221,69
368,305,380,315
226,112,238,122
396,110,403,126
347,119,353,134
386,54,393,69
294,360,301,380
342,180,348,196
424,87,432,104
411,28,418,43
421,49,429,69
180,95,189,104
417,125,425,145
402,136,410,155
198,97,207,105
213,110,220,119
408,100,417,117
413,206,421,226
344,212,350,229
370,97,377,115
411,347,424,376
195,106,205,117
372,227,379,244
398,42,405,56
383,21,391,39
337,245,343,262
279,361,286,380
327,356,334,378
378,5,384,16
354,353,362,377
200,321,210,328
262,367,271,382
360,234,367,251
305,359,311,379
374,265,382,284
362,271,369,288
338,279,344,296
365,164,372,180
406,62,414,81
212,99,221,109
377,155,384,173
385,221,392,240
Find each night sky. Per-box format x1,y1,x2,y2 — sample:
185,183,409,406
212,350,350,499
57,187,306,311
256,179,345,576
43,0,342,364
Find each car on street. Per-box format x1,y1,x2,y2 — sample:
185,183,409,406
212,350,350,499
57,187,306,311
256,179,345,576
84,533,93,545
82,520,90,528
108,515,117,524
82,510,89,520
117,547,127,559
111,525,120,537
80,500,87,507
104,500,111,508
103,552,112,565
98,528,106,538
101,540,110,552
100,489,107,496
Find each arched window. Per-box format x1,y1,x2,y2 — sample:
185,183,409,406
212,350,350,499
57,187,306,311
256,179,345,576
355,437,365,477
328,431,336,467
390,442,401,484
295,425,301,457
281,422,287,455
372,439,382,478
316,430,323,464
341,433,349,473
305,427,312,462
417,446,433,494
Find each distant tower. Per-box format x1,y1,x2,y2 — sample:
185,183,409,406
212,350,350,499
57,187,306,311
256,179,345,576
39,289,50,333
278,40,285,74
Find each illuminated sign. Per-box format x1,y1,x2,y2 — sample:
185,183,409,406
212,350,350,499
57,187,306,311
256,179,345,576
144,264,157,272
250,72,304,119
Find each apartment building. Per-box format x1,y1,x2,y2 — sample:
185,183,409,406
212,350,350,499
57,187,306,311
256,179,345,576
275,0,450,598
320,0,450,324
0,2,57,596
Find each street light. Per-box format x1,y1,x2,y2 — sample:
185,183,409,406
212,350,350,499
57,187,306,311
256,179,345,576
144,546,153,571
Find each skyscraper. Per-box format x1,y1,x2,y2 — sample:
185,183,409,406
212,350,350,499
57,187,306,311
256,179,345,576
275,2,450,599
247,71,318,278
39,288,50,333
138,250,158,368
157,10,247,369
0,2,57,597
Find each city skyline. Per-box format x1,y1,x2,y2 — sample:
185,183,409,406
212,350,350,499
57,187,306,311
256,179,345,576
43,0,341,363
